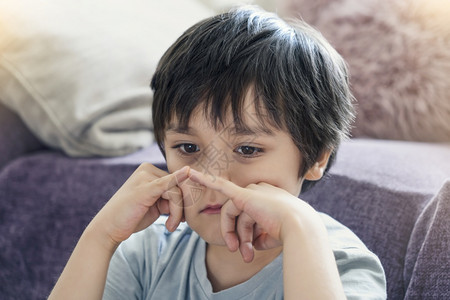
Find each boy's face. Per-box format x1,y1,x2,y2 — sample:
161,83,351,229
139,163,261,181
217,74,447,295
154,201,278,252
164,94,304,246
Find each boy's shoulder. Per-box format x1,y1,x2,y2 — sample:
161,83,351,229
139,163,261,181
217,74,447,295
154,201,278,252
319,212,367,249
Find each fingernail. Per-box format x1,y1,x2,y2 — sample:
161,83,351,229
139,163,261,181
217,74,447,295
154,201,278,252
175,166,189,177
188,169,200,180
166,220,175,232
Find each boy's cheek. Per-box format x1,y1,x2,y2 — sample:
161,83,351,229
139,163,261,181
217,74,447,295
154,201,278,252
165,160,181,174
229,167,273,188
231,169,302,196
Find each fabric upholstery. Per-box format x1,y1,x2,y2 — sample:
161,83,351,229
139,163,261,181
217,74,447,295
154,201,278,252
404,180,450,298
0,102,45,170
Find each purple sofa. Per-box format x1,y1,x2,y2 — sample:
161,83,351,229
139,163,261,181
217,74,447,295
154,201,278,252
1,103,449,300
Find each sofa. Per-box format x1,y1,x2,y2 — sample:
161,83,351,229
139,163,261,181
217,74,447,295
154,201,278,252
1,1,449,299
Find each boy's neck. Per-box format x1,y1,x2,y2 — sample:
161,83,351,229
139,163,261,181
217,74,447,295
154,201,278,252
205,244,282,292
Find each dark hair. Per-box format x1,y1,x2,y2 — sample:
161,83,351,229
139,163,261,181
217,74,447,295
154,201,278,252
151,6,355,192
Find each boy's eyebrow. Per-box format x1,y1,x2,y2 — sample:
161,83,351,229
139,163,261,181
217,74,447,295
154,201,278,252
228,125,275,136
166,124,275,136
166,125,198,135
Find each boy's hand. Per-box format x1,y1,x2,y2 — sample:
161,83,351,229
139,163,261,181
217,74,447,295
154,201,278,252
188,169,317,263
91,164,190,248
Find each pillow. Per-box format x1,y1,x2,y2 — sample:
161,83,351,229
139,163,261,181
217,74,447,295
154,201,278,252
279,0,450,142
0,0,213,156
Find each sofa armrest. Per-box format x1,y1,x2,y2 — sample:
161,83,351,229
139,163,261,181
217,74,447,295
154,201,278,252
302,139,450,299
405,180,450,299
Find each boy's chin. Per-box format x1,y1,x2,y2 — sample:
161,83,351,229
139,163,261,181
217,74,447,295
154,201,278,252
196,230,228,247
186,221,228,247
203,236,228,247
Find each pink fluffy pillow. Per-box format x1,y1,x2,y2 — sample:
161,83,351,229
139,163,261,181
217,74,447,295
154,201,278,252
280,0,450,142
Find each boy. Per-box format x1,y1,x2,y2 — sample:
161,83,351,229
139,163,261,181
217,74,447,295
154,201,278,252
49,6,386,299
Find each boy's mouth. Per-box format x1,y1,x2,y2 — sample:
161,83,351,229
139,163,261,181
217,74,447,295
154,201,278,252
200,204,223,214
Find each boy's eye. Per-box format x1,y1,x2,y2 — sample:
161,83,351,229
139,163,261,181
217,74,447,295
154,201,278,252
175,143,199,154
235,145,262,156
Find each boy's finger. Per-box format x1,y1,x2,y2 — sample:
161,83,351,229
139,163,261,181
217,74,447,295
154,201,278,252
236,212,255,263
149,164,170,177
156,198,170,215
253,224,282,250
220,200,241,252
165,186,184,232
147,166,190,202
253,234,282,251
161,186,183,207
189,169,247,208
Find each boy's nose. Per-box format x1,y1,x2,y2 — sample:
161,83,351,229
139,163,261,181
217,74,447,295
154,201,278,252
193,161,231,183
186,146,235,205
192,143,233,182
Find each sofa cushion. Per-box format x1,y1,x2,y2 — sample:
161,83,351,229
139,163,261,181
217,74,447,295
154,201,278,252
0,0,212,157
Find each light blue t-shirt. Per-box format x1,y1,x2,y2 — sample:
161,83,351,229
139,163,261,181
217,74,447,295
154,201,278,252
103,214,386,299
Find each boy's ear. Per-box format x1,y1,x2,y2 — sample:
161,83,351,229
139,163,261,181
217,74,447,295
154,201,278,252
304,150,332,181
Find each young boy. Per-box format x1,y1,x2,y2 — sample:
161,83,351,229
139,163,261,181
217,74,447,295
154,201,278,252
49,6,386,299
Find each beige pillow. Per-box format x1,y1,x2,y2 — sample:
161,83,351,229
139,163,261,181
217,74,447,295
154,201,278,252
0,0,212,156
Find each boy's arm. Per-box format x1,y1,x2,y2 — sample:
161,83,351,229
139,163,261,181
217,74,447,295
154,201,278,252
281,205,345,300
48,221,118,300
48,165,189,300
188,169,346,300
